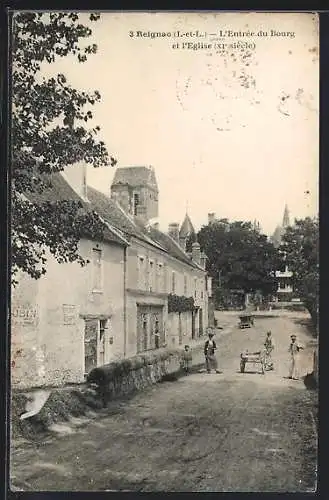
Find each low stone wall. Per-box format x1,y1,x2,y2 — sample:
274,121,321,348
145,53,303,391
87,341,205,405
12,341,207,439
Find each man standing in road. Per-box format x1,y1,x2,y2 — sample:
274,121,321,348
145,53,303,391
204,328,220,374
288,334,304,380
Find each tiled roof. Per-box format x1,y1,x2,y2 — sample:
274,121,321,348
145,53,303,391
112,166,158,191
148,227,201,270
87,187,202,270
25,173,128,247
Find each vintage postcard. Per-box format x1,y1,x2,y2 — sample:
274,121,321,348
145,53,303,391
9,11,318,493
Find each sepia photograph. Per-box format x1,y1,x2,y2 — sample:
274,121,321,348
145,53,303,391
10,10,318,492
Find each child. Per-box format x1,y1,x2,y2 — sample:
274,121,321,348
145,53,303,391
264,331,274,371
182,345,192,374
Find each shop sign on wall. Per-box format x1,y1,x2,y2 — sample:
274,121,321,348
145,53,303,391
63,304,78,325
12,305,39,325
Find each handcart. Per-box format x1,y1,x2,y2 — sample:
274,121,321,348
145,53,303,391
239,315,254,329
240,350,265,374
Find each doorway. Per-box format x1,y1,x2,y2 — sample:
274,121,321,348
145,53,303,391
84,318,109,376
137,305,164,352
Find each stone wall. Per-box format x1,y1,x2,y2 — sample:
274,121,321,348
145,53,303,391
87,341,205,404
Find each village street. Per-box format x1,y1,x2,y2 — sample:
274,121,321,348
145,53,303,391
11,311,318,493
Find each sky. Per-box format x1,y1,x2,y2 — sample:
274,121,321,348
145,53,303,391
40,11,319,235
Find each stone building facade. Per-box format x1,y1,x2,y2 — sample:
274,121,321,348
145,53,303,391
93,165,209,356
11,170,128,389
11,165,210,389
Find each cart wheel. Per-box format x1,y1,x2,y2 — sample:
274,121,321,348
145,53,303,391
240,361,245,373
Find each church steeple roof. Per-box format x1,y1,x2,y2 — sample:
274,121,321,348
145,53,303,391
282,204,290,228
271,205,291,248
179,213,195,238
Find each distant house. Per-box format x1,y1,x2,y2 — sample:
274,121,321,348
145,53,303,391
11,164,210,389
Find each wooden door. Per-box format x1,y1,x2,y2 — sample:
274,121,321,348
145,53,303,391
84,319,98,375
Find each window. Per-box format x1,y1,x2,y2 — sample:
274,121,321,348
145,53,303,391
157,263,163,292
99,319,107,341
172,271,176,294
183,275,188,295
92,248,102,291
138,256,146,289
149,260,155,291
133,193,140,216
194,277,198,298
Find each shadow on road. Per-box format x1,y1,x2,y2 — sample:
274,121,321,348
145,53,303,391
292,317,317,338
236,371,264,375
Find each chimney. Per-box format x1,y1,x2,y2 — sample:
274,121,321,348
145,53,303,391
192,241,201,264
168,223,179,242
62,163,88,202
200,251,207,270
208,212,215,225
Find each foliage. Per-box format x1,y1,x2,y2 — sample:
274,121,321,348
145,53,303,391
168,294,195,314
280,217,319,326
185,232,196,253
12,12,116,283
197,219,279,300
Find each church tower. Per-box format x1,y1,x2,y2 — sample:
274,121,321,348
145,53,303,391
110,166,159,223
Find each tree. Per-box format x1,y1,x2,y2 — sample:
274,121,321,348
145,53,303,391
11,12,116,284
280,217,319,327
197,219,279,306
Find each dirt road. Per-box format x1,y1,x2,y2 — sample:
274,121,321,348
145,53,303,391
10,312,317,492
